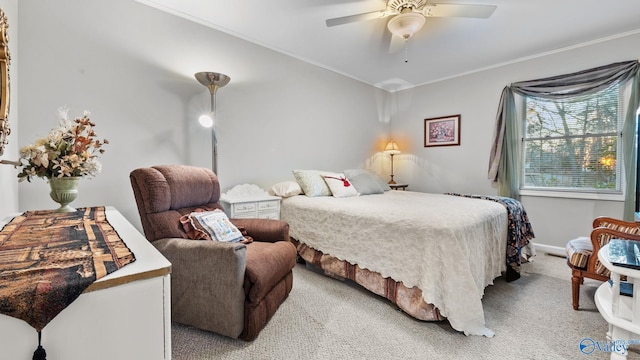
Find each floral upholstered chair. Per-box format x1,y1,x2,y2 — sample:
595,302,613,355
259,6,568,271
566,217,640,310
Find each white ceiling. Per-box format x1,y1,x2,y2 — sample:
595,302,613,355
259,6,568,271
134,0,640,92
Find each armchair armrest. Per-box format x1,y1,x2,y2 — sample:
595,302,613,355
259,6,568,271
230,218,290,243
152,237,247,339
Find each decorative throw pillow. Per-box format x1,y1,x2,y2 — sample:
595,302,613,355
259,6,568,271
269,181,303,198
292,169,332,197
188,209,246,242
343,168,391,191
344,172,384,195
179,209,253,243
179,207,215,240
322,172,359,198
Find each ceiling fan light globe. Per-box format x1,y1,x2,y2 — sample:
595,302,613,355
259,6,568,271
387,11,425,38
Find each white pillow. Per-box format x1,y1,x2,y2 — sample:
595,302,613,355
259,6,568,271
321,172,359,198
293,170,332,197
189,209,245,242
269,181,302,198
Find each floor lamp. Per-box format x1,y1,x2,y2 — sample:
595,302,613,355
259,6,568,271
195,71,230,175
384,140,401,184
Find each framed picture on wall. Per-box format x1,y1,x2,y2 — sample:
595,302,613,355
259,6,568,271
424,115,461,147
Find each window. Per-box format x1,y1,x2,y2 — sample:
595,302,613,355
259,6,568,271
522,84,622,194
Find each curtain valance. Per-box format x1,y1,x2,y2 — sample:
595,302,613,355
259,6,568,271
487,60,640,219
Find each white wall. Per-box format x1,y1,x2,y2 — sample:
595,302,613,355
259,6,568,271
12,0,640,250
15,0,389,230
392,32,640,250
0,0,18,217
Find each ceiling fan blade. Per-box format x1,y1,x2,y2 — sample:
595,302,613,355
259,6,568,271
326,10,387,27
424,4,497,18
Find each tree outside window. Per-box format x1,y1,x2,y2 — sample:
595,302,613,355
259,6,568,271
522,84,622,193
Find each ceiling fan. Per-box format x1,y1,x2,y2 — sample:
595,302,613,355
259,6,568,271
326,0,496,41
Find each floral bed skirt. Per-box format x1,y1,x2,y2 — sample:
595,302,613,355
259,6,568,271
294,239,445,322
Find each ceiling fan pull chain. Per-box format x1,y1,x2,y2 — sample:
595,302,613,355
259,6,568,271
404,40,409,63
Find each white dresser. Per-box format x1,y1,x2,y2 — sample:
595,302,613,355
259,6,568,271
220,184,281,219
0,207,172,360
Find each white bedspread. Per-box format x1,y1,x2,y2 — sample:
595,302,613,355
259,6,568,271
281,191,508,336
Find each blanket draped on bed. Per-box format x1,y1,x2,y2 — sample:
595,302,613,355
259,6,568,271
0,207,135,357
281,191,508,337
446,193,535,282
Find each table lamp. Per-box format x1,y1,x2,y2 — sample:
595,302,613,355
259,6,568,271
384,140,401,184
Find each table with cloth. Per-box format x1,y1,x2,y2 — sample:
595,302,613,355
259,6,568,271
0,207,136,358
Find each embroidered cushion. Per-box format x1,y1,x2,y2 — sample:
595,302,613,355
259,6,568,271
322,172,359,198
180,209,247,243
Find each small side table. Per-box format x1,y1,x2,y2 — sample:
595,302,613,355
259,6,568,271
389,184,408,191
220,184,281,219
595,243,640,359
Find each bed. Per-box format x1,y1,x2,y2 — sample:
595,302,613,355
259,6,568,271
279,181,534,337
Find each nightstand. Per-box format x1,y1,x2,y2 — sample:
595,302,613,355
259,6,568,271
389,184,408,191
220,184,281,219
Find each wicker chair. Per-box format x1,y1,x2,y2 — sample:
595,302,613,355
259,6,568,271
566,217,640,310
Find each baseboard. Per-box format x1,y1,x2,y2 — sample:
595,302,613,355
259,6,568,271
532,242,565,257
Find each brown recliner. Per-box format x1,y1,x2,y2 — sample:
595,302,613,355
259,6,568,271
130,164,296,341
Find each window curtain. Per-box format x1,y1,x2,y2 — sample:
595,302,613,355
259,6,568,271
487,60,640,220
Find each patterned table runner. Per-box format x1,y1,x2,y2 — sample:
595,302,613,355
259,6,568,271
0,206,135,357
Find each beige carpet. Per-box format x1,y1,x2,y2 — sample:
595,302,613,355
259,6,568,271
172,253,640,359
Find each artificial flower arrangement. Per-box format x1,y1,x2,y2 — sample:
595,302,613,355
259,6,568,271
17,107,108,182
